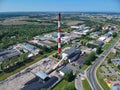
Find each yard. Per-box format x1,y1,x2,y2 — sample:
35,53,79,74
81,65,89,71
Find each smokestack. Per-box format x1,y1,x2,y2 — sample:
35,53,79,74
58,13,61,54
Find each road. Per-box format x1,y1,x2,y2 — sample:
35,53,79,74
75,75,83,90
87,36,120,90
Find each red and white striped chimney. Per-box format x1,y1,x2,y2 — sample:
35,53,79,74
58,13,61,54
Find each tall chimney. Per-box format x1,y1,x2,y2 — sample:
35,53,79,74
58,13,61,54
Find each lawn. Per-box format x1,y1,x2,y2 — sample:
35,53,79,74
82,79,92,90
81,65,89,71
53,80,75,90
96,68,110,90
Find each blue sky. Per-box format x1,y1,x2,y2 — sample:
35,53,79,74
0,0,120,12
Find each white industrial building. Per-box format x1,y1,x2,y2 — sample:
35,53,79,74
62,46,81,62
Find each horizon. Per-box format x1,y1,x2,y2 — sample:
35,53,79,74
0,0,120,13
0,11,120,14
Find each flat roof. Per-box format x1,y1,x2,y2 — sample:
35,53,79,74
60,66,72,74
35,71,48,80
23,43,37,50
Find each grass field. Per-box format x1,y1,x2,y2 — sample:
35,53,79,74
81,65,89,71
53,80,75,90
82,79,92,90
96,68,110,90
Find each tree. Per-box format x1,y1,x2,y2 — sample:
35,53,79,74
102,29,109,34
108,59,111,64
84,52,96,65
20,53,28,62
112,32,117,38
64,71,75,82
118,65,120,70
53,53,61,59
96,46,102,54
88,52,96,61
79,65,81,69
84,59,91,65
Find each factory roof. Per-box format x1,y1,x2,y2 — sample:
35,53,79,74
38,41,54,47
35,71,48,80
63,46,80,56
68,50,81,59
23,43,37,50
60,66,72,74
0,49,20,62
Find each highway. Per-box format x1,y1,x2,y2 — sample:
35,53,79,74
87,36,120,90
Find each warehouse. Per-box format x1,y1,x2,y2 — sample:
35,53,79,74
0,49,20,62
59,66,72,76
35,71,49,81
62,46,81,62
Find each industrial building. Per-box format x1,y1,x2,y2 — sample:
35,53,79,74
51,32,64,42
88,40,104,47
22,43,40,55
33,35,46,41
59,66,72,76
22,43,37,50
0,49,20,62
13,43,40,56
28,40,55,48
72,25,90,35
35,71,49,81
62,46,81,62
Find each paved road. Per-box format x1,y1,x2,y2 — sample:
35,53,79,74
87,36,120,90
75,75,83,90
